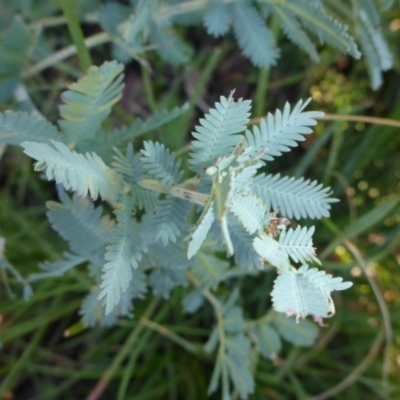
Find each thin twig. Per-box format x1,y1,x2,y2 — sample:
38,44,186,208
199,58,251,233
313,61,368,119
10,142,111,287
319,113,400,128
139,179,210,206
249,113,400,128
22,32,110,78
305,327,385,400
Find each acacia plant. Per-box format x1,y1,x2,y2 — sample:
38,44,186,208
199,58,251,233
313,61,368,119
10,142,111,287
1,60,353,397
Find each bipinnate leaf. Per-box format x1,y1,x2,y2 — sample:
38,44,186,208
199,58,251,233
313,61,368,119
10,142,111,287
142,196,189,246
189,92,251,173
229,193,267,234
251,322,281,359
190,253,230,290
234,162,262,194
231,2,279,68
224,333,254,398
123,5,150,47
271,265,352,322
148,268,187,299
228,215,262,270
150,22,193,66
140,141,183,188
272,313,318,347
279,226,320,265
98,201,147,315
0,16,33,101
59,60,124,142
252,173,338,219
116,278,140,318
146,241,189,298
208,335,254,399
0,16,32,71
29,252,87,282
98,3,129,36
208,304,254,399
204,329,219,359
253,233,291,272
283,0,361,59
21,140,123,202
298,265,352,297
0,111,61,146
357,10,393,90
80,289,102,328
272,5,319,61
112,144,158,213
182,290,204,314
204,1,231,37
93,104,189,161
93,277,144,327
245,98,323,162
46,190,113,256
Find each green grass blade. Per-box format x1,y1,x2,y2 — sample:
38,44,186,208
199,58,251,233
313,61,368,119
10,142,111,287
60,0,93,70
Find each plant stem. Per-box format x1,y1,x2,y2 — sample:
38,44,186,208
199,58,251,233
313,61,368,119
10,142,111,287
320,113,400,128
22,32,108,78
141,65,158,113
186,272,222,318
140,317,204,356
253,68,270,118
60,0,93,71
250,113,400,129
29,13,98,30
138,179,209,206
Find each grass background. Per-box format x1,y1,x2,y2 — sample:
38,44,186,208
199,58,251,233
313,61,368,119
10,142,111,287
1,1,400,399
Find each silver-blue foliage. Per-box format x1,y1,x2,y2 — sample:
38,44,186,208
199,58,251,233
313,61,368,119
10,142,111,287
46,190,113,256
203,0,231,37
58,61,125,142
21,140,123,202
189,92,251,173
98,199,147,315
4,60,355,400
231,2,280,68
0,111,62,146
245,98,324,161
142,196,190,245
140,141,183,188
252,173,338,219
